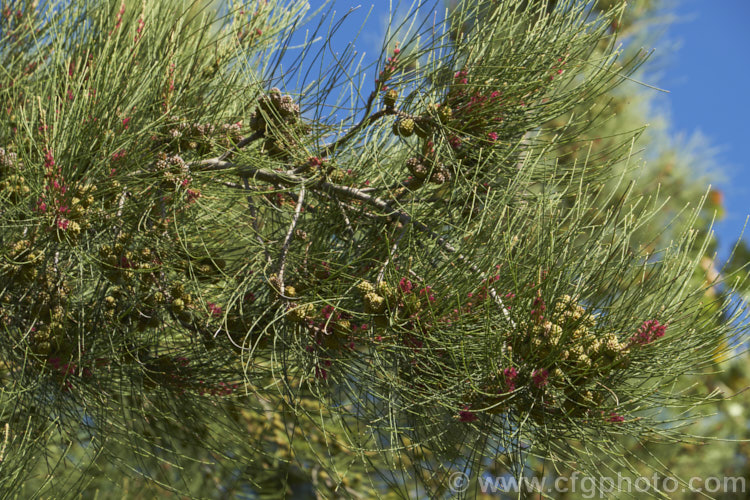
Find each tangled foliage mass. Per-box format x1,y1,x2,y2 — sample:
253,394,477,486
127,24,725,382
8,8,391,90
0,0,746,497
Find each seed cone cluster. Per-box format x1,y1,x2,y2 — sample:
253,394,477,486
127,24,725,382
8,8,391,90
250,88,308,160
164,117,243,153
404,156,451,185
1,245,71,355
471,295,635,421
355,279,436,328
0,147,29,201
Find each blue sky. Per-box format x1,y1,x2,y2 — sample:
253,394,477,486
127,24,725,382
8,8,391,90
304,0,750,261
661,0,750,261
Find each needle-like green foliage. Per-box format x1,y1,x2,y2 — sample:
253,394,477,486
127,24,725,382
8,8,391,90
0,0,746,497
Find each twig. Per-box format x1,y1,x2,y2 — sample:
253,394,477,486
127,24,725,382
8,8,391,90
199,160,514,325
116,188,128,219
316,107,425,159
315,89,380,158
377,226,408,283
317,108,390,158
408,269,425,282
243,178,273,267
0,423,8,462
316,182,515,325
334,196,356,236
276,185,305,297
597,381,620,407
514,130,535,171
111,187,132,238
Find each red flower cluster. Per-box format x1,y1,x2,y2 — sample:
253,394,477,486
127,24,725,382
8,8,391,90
605,412,624,424
308,156,325,168
197,380,239,396
502,366,518,392
46,356,95,392
549,57,567,81
135,16,145,42
530,295,546,323
399,277,413,294
110,2,126,36
458,405,479,423
375,47,401,91
630,319,666,345
206,302,223,317
531,368,549,388
418,286,435,302
36,150,75,231
446,70,504,134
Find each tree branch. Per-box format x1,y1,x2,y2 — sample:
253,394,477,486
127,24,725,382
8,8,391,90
276,185,305,297
195,158,514,324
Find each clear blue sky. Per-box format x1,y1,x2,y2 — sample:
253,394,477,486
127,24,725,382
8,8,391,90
662,0,750,261
305,0,750,261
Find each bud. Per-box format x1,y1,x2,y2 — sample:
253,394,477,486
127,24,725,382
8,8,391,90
384,89,398,108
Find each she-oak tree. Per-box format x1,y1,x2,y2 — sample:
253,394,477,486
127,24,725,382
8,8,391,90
0,0,746,497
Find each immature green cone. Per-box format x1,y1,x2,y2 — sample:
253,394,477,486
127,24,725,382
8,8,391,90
396,118,415,137
0,174,30,201
383,89,398,108
287,303,313,322
363,292,386,314
278,95,300,120
601,333,625,355
437,104,452,124
402,293,422,314
171,298,185,312
356,280,375,295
